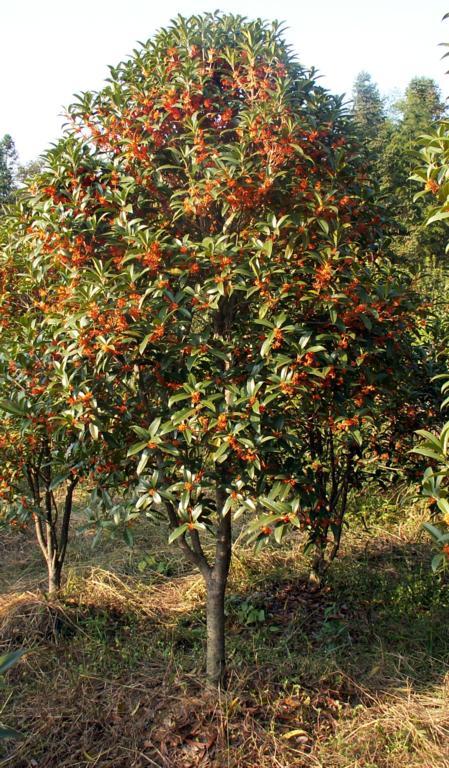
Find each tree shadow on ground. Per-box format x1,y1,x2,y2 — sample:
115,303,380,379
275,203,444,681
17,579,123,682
215,537,449,696
1,536,448,768
166,536,449,696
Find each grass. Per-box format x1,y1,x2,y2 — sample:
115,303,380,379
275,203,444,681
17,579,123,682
0,496,448,767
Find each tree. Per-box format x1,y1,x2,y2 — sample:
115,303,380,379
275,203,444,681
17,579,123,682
0,212,131,593
382,78,445,201
16,158,44,187
412,108,449,572
351,72,448,265
401,77,445,129
13,13,417,685
352,71,385,142
0,135,17,206
378,78,447,261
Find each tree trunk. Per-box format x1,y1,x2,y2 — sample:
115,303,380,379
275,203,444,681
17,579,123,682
205,576,227,686
308,549,326,591
205,495,232,687
167,480,232,688
47,558,62,594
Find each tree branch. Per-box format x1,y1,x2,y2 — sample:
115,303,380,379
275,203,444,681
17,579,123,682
59,477,79,565
165,500,211,579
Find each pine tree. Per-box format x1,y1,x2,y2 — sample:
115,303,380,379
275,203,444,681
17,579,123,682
0,135,17,206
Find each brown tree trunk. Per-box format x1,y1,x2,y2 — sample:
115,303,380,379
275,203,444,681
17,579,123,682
205,490,232,687
168,485,232,687
47,558,62,594
205,575,227,686
30,472,77,595
308,553,325,590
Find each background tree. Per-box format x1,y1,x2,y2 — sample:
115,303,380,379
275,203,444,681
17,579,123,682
352,74,447,264
351,73,449,408
0,134,17,206
352,71,386,143
380,78,446,260
16,158,44,187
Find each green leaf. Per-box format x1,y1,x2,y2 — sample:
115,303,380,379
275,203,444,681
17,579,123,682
0,649,26,675
168,523,188,544
261,331,274,358
89,422,99,440
0,724,23,740
123,527,134,547
213,442,229,463
415,430,443,450
437,498,449,516
274,524,285,544
137,450,150,475
411,446,443,461
423,522,444,542
149,417,161,437
168,392,191,407
222,496,233,516
431,553,445,573
127,441,149,457
427,210,449,225
0,400,26,417
139,333,152,355
317,218,329,235
351,430,363,447
159,444,180,456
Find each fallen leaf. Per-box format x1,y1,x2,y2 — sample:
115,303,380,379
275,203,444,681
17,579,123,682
281,728,309,740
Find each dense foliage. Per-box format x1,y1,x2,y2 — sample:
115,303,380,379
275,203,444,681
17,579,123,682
352,73,447,264
0,214,131,592
413,112,449,571
0,13,443,687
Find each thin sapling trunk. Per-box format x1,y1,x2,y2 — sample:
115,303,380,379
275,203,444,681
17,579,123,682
27,457,78,594
167,485,232,687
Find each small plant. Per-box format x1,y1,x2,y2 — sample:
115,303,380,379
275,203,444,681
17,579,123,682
137,553,173,576
231,598,266,626
314,604,351,654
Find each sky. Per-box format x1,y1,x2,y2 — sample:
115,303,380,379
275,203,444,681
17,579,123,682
2,0,449,163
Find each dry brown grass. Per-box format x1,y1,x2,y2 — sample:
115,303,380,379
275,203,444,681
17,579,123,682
315,681,449,768
0,504,448,767
3,640,447,767
65,567,206,621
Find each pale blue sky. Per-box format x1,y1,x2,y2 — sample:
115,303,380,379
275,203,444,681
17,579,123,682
2,0,448,163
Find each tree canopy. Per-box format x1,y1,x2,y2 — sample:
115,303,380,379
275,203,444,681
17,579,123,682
0,135,17,206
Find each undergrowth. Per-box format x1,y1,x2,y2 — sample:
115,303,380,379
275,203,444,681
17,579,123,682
0,497,447,767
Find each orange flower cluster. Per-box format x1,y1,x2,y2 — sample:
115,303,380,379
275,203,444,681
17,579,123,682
140,242,162,272
313,262,333,291
334,416,360,432
425,179,439,194
226,434,257,463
